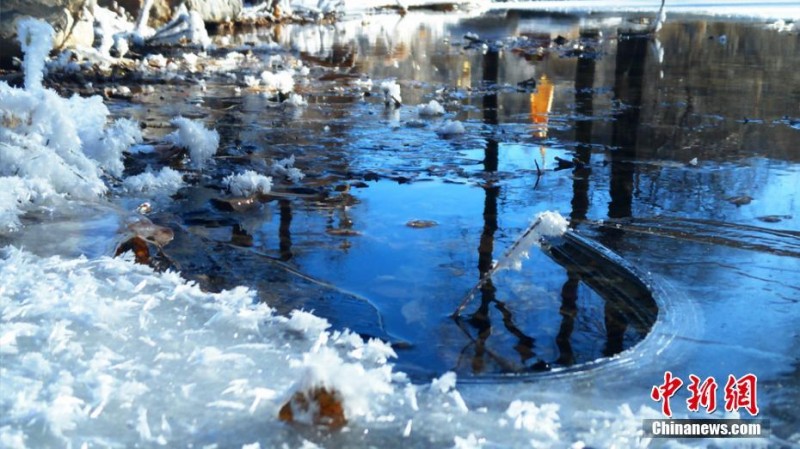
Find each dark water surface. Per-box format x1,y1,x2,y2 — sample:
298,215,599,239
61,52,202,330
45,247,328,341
33,9,799,439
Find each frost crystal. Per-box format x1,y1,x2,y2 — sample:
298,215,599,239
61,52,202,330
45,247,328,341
0,20,143,230
283,93,308,107
287,346,395,422
167,117,220,169
381,80,402,106
501,210,568,271
261,70,295,94
270,155,306,183
122,167,184,195
17,18,54,90
437,120,466,136
223,171,273,197
418,100,445,116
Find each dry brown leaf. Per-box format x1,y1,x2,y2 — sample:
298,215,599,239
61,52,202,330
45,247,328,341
278,387,347,428
114,236,150,265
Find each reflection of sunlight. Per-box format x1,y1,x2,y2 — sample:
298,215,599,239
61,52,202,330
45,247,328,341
458,60,471,89
529,74,554,165
529,74,554,138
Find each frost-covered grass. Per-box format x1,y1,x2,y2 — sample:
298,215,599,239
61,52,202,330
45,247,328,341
17,18,54,90
502,211,569,271
0,20,143,231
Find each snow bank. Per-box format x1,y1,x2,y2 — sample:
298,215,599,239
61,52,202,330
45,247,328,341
167,117,220,169
501,0,800,20
0,247,399,446
224,170,273,196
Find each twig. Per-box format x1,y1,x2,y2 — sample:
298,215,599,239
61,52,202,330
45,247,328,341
451,216,544,317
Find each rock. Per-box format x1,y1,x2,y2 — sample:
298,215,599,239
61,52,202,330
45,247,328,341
127,219,175,246
98,0,181,28
406,219,438,229
210,196,259,212
100,0,241,27
184,0,242,23
2,0,241,65
726,195,753,207
0,0,94,66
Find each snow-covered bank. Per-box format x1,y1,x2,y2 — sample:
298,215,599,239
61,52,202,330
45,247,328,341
0,247,399,447
490,0,800,21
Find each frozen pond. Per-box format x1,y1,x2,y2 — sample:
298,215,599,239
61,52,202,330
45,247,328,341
2,6,799,448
